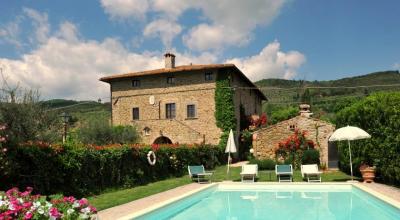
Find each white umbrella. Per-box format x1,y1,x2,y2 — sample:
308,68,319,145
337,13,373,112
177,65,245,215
225,129,237,174
329,125,371,182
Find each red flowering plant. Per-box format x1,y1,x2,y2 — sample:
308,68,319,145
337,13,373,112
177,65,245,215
0,187,97,219
249,113,268,130
275,129,315,169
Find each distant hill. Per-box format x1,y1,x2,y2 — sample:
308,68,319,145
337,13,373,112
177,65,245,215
41,99,111,126
256,70,400,88
255,70,400,123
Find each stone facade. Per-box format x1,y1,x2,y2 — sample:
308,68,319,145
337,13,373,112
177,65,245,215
252,114,335,168
101,54,266,145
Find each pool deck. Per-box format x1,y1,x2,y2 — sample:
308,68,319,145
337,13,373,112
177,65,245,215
97,181,400,220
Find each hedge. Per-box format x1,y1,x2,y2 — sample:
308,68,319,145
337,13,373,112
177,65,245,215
2,143,225,197
336,92,400,185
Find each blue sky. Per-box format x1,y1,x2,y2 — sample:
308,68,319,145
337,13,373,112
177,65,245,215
0,0,399,100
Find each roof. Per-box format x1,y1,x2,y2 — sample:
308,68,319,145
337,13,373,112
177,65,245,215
99,63,267,100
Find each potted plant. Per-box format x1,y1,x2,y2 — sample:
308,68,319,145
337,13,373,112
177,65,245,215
359,163,376,183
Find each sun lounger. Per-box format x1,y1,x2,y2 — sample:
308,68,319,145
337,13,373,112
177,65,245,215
240,164,258,182
188,165,213,183
301,164,322,182
275,164,293,182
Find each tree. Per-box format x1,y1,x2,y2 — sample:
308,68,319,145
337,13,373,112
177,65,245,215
0,70,62,145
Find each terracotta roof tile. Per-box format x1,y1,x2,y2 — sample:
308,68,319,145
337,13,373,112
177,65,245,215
99,64,235,82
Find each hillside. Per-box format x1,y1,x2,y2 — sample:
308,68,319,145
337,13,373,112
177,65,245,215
41,99,111,126
255,70,400,123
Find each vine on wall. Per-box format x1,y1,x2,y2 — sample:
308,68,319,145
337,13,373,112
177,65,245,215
215,69,237,147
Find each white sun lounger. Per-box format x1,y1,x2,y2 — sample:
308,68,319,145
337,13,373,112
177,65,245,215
301,164,322,182
240,164,258,182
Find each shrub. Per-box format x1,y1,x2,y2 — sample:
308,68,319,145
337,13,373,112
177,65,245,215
249,159,276,170
336,92,400,185
275,129,315,169
0,187,96,219
302,149,320,165
77,116,139,145
4,143,224,197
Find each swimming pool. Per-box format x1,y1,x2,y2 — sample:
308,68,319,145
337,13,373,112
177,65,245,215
132,183,400,220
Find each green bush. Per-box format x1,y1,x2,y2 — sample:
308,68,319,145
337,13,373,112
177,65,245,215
302,149,320,165
4,143,224,197
336,92,400,185
77,116,139,145
249,158,276,170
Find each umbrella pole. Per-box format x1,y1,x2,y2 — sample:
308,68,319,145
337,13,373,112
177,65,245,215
227,152,230,174
348,140,354,181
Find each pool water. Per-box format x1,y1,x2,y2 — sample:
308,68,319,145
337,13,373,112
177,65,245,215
135,185,400,220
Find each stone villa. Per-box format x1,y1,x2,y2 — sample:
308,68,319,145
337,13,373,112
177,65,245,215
100,53,267,145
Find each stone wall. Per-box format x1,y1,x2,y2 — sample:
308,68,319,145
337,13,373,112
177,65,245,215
110,69,221,145
252,115,335,168
107,66,265,146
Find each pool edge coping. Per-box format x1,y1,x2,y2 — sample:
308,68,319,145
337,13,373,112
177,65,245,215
117,182,400,219
117,183,217,220
352,183,400,209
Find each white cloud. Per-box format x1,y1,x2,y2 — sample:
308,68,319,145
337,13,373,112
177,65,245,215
183,24,250,51
100,0,149,20
226,40,306,81
55,21,80,43
0,21,217,100
100,0,287,52
143,19,182,49
0,17,23,49
23,7,50,44
183,0,286,51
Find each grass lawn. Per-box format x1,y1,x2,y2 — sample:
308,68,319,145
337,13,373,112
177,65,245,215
89,165,355,211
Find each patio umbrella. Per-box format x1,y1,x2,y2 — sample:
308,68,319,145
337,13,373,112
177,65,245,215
329,125,371,182
225,129,237,174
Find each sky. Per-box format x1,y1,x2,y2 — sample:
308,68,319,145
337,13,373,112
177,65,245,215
0,0,399,100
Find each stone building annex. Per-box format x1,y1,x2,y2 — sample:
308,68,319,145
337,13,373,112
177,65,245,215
100,53,267,145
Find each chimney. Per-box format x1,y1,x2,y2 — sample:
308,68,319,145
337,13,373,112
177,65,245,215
164,52,175,68
299,104,313,118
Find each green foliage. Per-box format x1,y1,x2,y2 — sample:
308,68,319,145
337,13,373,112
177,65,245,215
257,70,400,123
4,143,224,197
215,70,236,146
77,115,139,145
0,100,62,145
302,149,320,165
336,92,400,185
268,106,298,124
249,158,276,170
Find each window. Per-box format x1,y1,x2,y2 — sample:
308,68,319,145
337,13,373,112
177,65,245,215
187,104,196,118
205,72,213,81
132,108,139,120
167,77,175,84
132,79,140,87
143,127,151,136
166,103,176,119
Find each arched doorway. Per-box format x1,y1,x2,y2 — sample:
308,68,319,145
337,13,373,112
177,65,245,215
153,136,172,144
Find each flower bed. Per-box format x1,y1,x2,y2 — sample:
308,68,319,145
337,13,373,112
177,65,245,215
0,187,96,219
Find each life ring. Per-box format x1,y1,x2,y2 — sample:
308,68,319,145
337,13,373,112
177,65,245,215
147,151,156,165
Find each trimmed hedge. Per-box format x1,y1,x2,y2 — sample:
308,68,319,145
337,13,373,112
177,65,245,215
3,143,224,197
336,92,400,185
